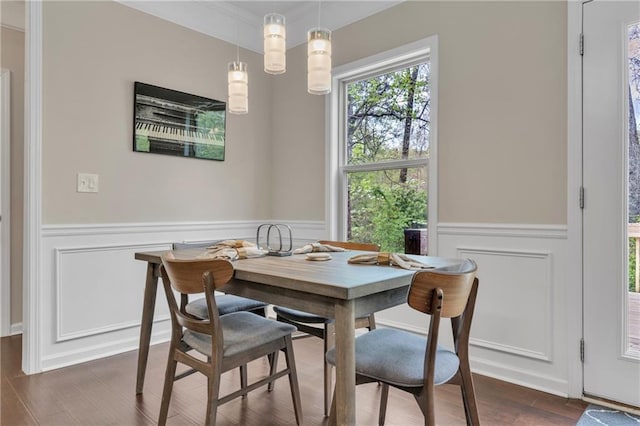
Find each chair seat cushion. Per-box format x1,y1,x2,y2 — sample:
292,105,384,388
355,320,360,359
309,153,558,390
326,328,459,387
183,312,297,358
273,306,331,324
186,295,267,318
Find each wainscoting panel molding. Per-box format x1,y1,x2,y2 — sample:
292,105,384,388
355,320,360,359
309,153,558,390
39,220,325,371
458,247,553,362
55,243,171,342
376,222,570,396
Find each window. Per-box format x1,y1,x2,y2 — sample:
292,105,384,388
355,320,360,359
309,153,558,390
327,36,438,253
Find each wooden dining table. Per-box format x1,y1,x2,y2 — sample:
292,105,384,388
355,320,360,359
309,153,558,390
134,248,463,425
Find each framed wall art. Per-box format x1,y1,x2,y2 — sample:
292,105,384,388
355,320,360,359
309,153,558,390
133,82,226,161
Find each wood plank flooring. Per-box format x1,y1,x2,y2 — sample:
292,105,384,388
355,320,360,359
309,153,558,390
1,334,586,425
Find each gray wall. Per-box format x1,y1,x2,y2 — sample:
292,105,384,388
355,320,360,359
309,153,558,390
271,1,567,225
42,1,273,224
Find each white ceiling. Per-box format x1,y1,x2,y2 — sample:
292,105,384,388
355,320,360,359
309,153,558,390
118,1,402,53
1,1,401,53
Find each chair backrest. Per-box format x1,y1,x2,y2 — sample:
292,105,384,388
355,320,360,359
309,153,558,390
172,240,223,250
407,259,477,318
160,254,233,359
318,240,380,252
161,253,234,295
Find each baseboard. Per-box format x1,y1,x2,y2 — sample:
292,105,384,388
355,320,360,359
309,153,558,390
41,327,171,372
470,357,569,398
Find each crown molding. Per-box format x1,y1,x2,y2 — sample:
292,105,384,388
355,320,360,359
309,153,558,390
117,1,402,54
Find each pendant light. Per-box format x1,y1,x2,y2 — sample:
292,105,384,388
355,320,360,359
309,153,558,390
264,13,286,74
307,1,331,94
228,46,248,114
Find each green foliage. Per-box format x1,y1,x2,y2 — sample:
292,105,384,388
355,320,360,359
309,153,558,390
345,62,430,251
195,144,224,160
346,64,430,165
135,135,150,152
349,170,426,252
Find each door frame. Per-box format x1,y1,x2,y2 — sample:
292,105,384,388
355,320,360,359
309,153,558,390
22,0,43,374
1,68,11,337
567,0,585,399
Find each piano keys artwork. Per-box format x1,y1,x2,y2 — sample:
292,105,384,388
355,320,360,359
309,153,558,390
133,82,226,161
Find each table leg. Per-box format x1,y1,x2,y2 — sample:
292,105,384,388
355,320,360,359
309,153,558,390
333,299,356,425
136,262,159,394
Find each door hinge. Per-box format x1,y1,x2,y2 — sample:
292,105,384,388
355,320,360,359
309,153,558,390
580,186,585,209
579,33,584,56
580,338,585,363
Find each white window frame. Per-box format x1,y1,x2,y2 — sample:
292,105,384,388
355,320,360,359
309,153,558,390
326,35,439,254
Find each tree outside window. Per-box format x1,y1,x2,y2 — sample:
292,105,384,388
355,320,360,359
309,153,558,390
343,62,430,252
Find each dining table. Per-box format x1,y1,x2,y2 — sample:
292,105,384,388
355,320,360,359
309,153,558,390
134,248,463,425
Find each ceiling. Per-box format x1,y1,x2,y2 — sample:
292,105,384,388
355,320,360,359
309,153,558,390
1,1,401,53
0,1,401,53
118,1,402,53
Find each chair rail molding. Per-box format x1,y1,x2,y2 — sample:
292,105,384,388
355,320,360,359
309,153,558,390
437,222,568,239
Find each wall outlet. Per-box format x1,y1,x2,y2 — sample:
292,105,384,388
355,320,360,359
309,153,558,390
77,173,99,193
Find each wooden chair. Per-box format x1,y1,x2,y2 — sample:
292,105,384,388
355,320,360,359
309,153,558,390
273,239,380,416
158,254,303,426
172,241,268,319
326,259,480,426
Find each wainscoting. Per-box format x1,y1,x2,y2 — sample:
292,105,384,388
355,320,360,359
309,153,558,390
39,220,324,371
375,223,570,397
38,220,571,398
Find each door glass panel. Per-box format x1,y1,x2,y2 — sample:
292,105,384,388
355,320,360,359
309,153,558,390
627,21,640,355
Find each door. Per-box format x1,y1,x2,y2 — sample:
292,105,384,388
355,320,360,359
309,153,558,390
583,0,640,407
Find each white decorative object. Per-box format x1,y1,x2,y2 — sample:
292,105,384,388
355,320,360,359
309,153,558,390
264,13,286,74
227,61,248,114
307,28,332,94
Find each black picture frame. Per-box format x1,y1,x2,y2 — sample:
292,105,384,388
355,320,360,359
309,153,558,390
133,82,226,161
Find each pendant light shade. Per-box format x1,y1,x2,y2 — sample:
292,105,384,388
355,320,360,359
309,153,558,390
228,61,248,114
307,28,332,95
264,13,286,74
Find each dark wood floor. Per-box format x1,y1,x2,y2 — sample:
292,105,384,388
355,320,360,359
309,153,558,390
1,334,586,425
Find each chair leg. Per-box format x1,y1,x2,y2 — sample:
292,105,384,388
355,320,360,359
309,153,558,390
283,335,303,426
328,386,337,426
240,364,248,398
205,373,221,426
267,350,279,392
367,313,377,330
158,350,178,426
458,365,480,425
414,384,436,426
378,383,389,426
324,322,335,417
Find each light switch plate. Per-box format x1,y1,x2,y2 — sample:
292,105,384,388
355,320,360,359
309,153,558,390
77,173,99,193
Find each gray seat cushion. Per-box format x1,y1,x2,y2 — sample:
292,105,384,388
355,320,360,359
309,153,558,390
186,295,267,318
273,306,331,324
326,328,459,387
183,311,297,358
